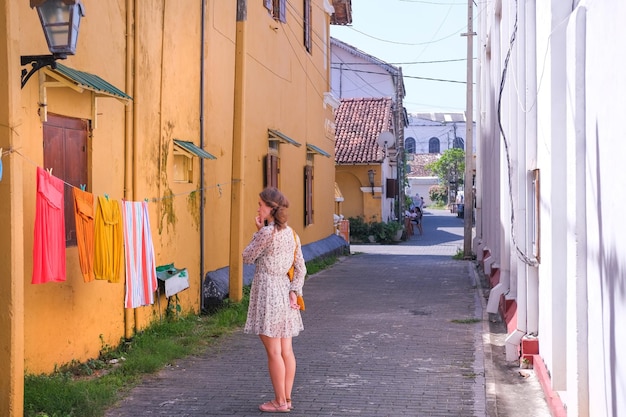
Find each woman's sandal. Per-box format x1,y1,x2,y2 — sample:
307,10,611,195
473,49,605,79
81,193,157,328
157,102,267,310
259,400,290,413
286,399,293,410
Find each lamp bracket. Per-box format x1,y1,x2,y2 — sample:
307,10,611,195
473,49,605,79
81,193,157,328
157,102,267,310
21,54,66,89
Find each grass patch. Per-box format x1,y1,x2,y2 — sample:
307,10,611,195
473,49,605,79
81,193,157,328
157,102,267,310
452,248,477,261
305,255,339,275
24,256,341,417
24,287,251,417
451,318,481,324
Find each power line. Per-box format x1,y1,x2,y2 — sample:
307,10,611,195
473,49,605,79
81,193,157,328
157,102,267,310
331,58,469,65
331,66,467,85
345,25,466,46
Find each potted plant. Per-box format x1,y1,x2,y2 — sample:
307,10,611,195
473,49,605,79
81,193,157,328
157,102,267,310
387,221,404,242
369,221,385,243
348,216,370,243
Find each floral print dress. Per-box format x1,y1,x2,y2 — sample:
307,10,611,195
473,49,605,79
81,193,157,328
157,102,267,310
243,223,306,338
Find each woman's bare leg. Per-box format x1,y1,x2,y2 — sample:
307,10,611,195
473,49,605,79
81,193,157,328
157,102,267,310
260,335,287,405
281,337,296,403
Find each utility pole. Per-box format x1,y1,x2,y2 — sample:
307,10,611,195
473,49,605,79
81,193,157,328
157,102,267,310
462,0,475,258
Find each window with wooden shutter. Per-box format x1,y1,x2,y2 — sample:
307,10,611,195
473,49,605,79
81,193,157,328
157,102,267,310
304,165,313,225
43,113,90,247
386,178,398,199
266,0,287,22
265,153,279,188
303,0,312,53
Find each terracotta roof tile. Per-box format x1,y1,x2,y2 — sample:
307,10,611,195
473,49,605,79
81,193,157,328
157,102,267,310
406,153,440,177
335,97,393,164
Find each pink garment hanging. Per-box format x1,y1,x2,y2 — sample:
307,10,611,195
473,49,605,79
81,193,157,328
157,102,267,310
122,201,157,308
32,167,66,284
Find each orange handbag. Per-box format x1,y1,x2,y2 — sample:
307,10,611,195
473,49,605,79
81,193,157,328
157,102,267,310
287,229,305,311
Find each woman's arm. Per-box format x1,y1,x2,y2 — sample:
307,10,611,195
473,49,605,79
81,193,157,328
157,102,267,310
289,234,307,295
242,226,272,264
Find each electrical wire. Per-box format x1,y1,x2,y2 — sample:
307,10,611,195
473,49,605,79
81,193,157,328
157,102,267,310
345,25,466,47
11,148,233,203
496,0,538,267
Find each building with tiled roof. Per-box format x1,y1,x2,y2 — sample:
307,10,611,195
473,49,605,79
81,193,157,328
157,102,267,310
334,97,398,222
405,153,440,207
335,97,391,164
330,37,407,223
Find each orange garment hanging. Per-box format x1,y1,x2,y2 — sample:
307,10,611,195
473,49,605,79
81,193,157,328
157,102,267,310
73,188,95,282
94,196,123,283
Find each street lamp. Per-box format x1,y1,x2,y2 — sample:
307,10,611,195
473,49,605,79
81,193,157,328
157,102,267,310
368,169,375,196
21,0,85,89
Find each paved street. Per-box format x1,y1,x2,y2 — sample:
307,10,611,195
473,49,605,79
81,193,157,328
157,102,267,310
105,209,550,417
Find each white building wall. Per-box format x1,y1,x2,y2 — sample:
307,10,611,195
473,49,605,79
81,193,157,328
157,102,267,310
584,2,626,415
477,0,626,416
330,45,396,100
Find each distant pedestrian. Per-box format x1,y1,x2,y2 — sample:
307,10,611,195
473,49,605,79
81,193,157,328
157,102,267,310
242,187,306,413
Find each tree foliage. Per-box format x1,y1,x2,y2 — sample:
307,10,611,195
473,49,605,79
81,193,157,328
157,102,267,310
426,148,465,185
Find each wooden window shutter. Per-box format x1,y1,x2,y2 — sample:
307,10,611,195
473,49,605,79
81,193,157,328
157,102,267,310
386,178,398,199
304,165,313,225
43,113,89,247
303,0,312,53
265,153,279,188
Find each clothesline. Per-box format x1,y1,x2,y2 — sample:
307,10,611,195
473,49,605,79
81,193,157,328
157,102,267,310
6,147,235,202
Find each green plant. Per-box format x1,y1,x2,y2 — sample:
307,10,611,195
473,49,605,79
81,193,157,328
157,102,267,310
386,220,403,234
367,221,402,243
368,221,386,242
165,294,182,320
426,148,465,186
452,247,476,260
429,184,448,205
348,216,370,242
306,256,338,275
451,318,481,324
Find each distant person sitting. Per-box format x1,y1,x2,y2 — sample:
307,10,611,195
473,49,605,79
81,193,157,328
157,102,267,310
404,209,414,237
414,207,423,236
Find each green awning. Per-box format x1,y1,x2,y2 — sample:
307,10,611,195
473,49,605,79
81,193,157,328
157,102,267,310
268,129,302,147
173,139,216,159
306,143,331,157
50,63,132,102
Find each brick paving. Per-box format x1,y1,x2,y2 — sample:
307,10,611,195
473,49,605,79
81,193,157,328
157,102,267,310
104,209,545,417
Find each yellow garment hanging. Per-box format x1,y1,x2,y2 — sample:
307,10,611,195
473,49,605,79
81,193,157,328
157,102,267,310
73,188,95,282
94,196,123,283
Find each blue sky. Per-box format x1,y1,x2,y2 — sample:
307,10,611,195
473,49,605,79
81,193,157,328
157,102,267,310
330,0,472,114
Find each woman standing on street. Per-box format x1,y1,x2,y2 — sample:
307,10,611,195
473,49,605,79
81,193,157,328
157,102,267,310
243,187,306,413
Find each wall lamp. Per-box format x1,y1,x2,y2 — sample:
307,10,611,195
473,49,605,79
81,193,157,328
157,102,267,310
21,0,85,89
368,169,375,196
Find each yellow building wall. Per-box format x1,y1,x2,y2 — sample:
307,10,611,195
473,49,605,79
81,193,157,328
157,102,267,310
336,165,381,222
2,0,337,383
21,1,130,374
